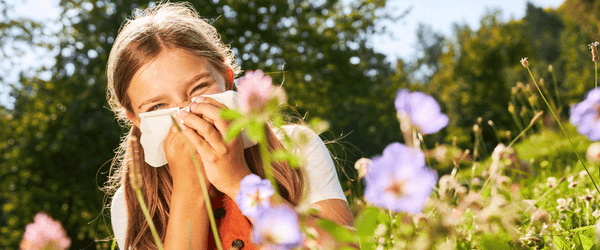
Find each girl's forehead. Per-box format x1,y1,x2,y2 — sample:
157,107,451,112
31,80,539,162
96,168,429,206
130,49,220,89
126,48,226,111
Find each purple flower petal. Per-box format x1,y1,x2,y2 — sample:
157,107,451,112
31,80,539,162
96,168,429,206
364,143,438,213
394,89,448,134
236,174,275,220
570,88,600,141
251,205,303,249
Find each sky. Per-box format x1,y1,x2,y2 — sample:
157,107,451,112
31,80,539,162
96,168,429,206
371,0,566,64
2,0,567,108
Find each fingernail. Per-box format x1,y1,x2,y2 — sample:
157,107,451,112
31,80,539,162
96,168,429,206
180,110,188,117
195,96,204,103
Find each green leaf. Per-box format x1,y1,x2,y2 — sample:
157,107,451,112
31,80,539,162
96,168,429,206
271,149,300,168
574,233,594,250
316,218,358,244
355,207,379,237
553,235,569,250
219,108,242,120
224,119,247,142
480,235,511,250
272,113,284,127
246,120,266,142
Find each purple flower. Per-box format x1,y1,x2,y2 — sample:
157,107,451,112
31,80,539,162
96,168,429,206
236,70,273,113
20,212,71,250
364,143,438,213
251,205,303,249
236,174,275,219
395,89,448,134
570,88,600,141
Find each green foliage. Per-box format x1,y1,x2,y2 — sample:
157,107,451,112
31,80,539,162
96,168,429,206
1,0,398,248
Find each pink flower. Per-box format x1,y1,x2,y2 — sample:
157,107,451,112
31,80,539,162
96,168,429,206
20,212,71,250
236,70,273,113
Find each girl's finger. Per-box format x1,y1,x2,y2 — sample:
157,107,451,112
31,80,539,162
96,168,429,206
179,121,216,157
189,98,230,136
180,110,227,152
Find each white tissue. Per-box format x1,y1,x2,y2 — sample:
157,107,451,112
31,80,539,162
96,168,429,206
138,90,257,167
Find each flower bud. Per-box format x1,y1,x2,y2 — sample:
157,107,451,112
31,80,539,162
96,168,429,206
589,42,599,62
472,124,480,133
530,111,544,126
354,158,371,179
520,57,529,68
548,64,553,72
129,136,143,189
508,102,516,114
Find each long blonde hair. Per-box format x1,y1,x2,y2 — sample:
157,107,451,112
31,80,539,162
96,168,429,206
104,3,303,249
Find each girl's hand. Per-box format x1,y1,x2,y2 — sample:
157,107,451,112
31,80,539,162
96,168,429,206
179,96,252,198
163,125,211,191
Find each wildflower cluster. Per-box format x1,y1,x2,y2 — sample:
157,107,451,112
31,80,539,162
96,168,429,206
236,174,303,249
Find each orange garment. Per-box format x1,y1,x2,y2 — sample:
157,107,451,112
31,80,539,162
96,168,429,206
207,191,257,250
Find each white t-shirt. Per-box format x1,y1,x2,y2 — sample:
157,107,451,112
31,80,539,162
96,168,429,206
110,124,347,249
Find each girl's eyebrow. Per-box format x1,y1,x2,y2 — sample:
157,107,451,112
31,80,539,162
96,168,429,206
138,94,168,110
137,72,212,110
184,72,212,89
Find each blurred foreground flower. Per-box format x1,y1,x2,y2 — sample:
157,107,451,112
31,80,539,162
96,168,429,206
587,142,600,163
394,89,448,134
20,212,71,250
236,69,273,113
354,157,371,179
251,205,303,249
570,88,600,141
364,143,438,213
236,174,275,219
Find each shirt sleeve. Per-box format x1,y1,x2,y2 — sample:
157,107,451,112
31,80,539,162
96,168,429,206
111,186,128,250
275,125,348,210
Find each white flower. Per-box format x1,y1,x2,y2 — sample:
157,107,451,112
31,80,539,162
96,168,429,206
546,177,557,188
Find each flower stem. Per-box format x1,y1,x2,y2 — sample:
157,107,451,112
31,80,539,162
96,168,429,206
507,111,543,149
526,67,600,194
134,187,165,250
191,152,223,250
551,70,561,108
258,136,280,201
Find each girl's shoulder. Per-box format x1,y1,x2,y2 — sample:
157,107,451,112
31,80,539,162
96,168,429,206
271,124,323,153
111,186,127,250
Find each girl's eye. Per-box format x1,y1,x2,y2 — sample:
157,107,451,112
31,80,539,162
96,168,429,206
149,103,165,111
191,82,211,94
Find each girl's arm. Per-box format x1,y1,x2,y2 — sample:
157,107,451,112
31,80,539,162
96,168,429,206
164,184,210,249
163,127,212,249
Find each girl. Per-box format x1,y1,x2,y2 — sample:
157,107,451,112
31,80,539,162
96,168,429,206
105,2,353,250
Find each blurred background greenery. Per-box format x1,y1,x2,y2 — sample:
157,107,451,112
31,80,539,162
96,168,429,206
1,0,599,248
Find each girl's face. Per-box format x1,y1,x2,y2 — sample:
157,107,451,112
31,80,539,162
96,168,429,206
126,48,231,126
